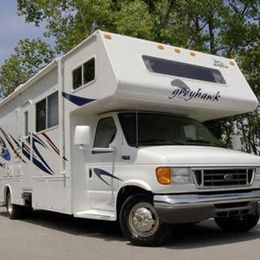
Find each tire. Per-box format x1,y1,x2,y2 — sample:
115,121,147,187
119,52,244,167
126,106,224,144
6,192,22,219
215,214,259,233
119,194,169,246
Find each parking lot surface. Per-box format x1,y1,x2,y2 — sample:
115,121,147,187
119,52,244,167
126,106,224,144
0,207,259,260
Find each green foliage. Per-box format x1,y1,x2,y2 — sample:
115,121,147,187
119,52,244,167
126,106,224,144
1,0,259,152
0,38,55,97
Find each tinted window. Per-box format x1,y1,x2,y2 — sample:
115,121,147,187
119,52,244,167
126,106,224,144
118,113,222,147
143,55,226,84
73,66,82,89
48,92,59,128
36,91,59,132
24,111,29,136
84,58,95,84
36,99,46,132
94,117,117,148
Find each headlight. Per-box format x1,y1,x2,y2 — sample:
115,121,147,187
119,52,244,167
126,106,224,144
255,168,260,181
156,167,192,185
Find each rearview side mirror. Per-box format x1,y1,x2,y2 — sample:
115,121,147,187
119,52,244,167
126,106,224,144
232,135,242,151
74,125,91,148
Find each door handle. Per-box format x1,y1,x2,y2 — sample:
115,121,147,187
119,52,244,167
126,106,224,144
89,168,93,178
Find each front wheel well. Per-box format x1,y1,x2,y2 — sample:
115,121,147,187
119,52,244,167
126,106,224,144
116,186,152,218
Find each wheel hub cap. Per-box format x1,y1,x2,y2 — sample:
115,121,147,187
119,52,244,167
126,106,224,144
132,207,155,232
129,202,160,238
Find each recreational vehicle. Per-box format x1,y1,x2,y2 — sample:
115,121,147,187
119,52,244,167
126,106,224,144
0,31,260,246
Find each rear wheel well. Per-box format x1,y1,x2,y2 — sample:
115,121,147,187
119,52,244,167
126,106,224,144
116,186,152,218
4,186,10,205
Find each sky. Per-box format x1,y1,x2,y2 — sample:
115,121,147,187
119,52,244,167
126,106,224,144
0,0,54,66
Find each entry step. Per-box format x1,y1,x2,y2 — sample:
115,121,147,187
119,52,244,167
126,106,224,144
74,209,115,221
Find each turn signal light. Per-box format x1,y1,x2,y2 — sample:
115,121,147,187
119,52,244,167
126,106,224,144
156,167,171,185
157,44,164,50
104,34,112,40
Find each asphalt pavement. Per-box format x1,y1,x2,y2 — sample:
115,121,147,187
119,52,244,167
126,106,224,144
0,206,259,260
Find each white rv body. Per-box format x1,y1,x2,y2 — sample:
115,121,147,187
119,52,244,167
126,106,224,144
0,31,260,245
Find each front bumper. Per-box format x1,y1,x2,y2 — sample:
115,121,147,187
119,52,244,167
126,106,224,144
154,190,260,223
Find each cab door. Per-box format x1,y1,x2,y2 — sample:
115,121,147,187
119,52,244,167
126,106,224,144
87,116,118,212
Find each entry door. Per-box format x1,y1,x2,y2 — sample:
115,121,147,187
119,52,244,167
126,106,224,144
87,117,118,212
20,102,32,188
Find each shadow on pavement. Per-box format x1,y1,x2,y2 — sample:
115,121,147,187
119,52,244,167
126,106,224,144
1,208,260,248
164,220,260,249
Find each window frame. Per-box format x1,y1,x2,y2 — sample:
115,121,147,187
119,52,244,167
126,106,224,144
93,117,117,148
35,91,59,133
24,110,29,137
72,56,96,92
142,55,227,85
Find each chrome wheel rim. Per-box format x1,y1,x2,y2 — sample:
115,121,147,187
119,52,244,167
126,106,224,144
128,202,159,238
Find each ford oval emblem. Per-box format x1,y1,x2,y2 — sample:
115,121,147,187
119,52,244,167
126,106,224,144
224,174,234,182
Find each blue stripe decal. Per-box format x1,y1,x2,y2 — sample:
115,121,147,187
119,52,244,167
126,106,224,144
0,136,11,161
93,168,122,186
62,92,95,106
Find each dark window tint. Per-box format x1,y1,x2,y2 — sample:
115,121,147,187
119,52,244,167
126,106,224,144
24,111,29,136
118,112,222,147
36,99,46,132
94,117,117,148
73,66,82,89
47,92,59,128
83,58,95,84
143,55,226,84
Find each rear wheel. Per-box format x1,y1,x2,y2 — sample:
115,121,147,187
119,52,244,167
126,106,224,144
6,192,22,219
215,214,259,232
119,194,169,246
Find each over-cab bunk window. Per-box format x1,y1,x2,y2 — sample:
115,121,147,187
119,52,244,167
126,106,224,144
36,91,59,132
143,55,226,84
72,57,95,90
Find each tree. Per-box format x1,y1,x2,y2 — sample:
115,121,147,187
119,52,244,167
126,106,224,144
4,0,260,152
0,38,55,97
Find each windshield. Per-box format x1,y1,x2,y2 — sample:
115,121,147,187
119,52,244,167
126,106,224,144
118,113,223,147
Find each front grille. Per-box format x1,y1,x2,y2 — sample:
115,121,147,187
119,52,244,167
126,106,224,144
194,168,254,188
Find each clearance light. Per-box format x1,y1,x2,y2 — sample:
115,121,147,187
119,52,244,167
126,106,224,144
156,167,171,185
104,34,112,40
229,60,235,65
157,44,164,50
190,51,196,57
174,48,181,53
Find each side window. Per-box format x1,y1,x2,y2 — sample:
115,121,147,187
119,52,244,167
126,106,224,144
94,117,117,148
48,92,59,128
24,111,29,136
72,67,82,90
36,91,59,132
83,58,95,84
36,99,46,132
72,58,95,90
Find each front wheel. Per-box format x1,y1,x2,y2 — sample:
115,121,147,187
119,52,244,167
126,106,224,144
215,214,259,233
119,194,169,246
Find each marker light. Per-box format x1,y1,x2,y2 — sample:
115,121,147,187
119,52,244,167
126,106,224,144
174,48,181,53
156,167,171,185
157,44,164,50
104,34,112,40
229,60,235,65
190,51,196,57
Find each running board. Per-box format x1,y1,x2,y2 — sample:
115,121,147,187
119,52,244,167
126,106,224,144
74,209,116,221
